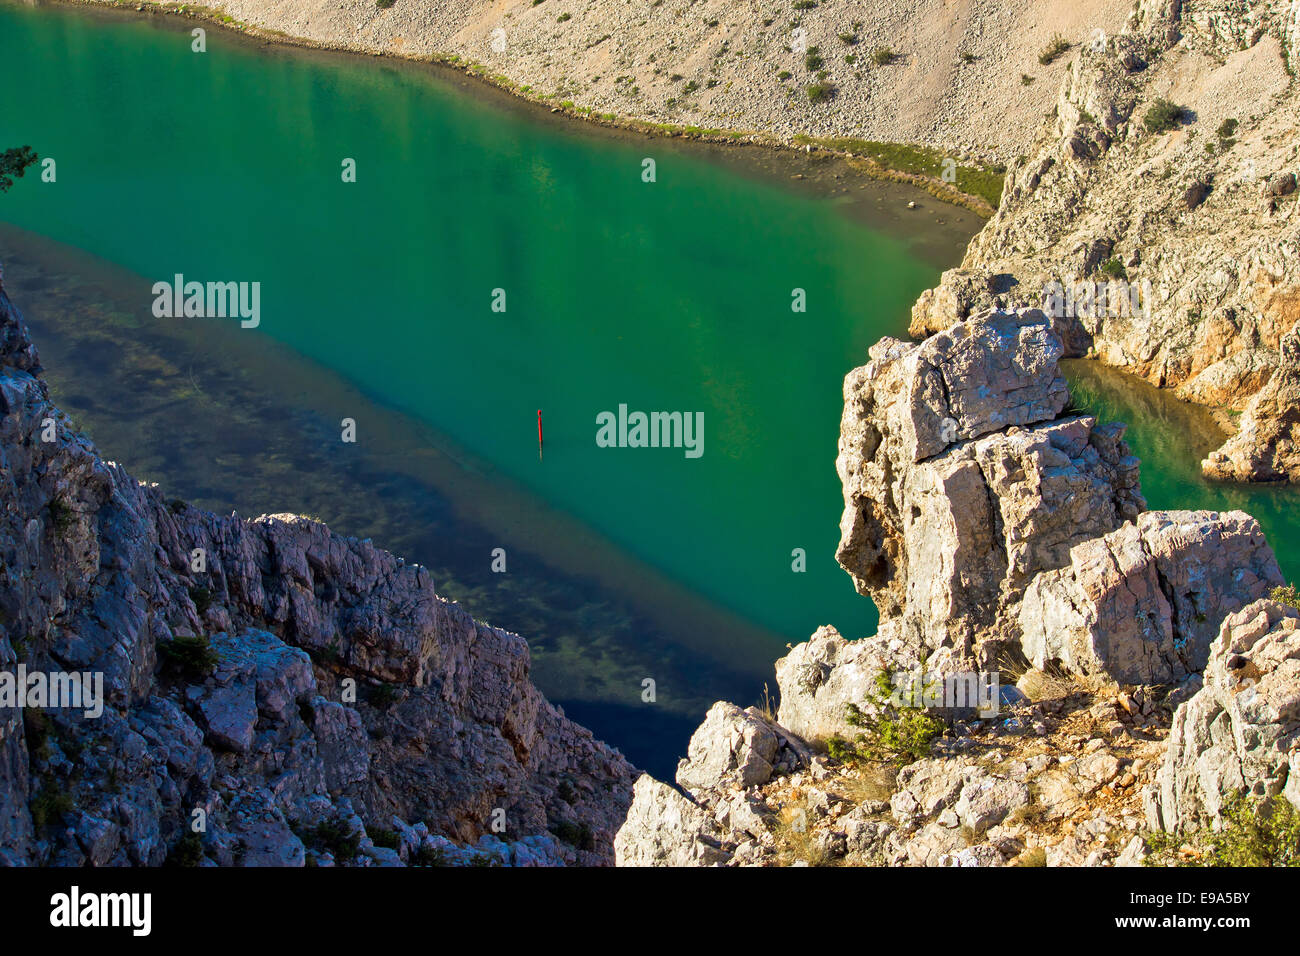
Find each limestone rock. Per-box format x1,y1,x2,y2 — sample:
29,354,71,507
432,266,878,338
614,775,733,866
675,702,779,794
836,307,1143,658
1153,599,1300,832
1020,511,1283,682
0,283,635,866
910,4,1300,486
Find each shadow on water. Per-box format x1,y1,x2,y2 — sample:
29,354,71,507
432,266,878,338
0,225,777,777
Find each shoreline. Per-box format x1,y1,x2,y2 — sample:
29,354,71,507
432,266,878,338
57,0,1003,217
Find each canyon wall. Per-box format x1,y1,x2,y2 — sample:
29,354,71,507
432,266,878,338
0,278,635,866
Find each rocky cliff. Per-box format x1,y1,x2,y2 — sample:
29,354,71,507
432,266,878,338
910,0,1300,484
615,308,1292,867
0,279,635,866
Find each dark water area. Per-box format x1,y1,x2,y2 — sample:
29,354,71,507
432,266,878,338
0,1,983,774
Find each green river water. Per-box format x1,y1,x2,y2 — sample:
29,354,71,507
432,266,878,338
1,2,1294,775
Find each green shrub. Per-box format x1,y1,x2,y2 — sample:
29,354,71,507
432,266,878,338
188,585,213,616
1038,34,1071,65
871,47,898,66
1099,256,1128,280
1144,98,1186,134
375,0,395,8
1145,794,1300,866
804,46,823,70
1217,117,1239,148
47,499,75,535
1021,73,1035,86
306,820,362,862
549,819,596,851
1271,585,1300,609
368,828,400,850
557,12,571,21
0,145,38,193
831,670,945,766
158,634,219,681
30,782,73,829
806,82,834,103
164,831,205,867
410,844,448,866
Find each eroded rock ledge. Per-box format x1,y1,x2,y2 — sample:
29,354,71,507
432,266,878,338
616,308,1290,867
0,281,635,866
909,0,1300,485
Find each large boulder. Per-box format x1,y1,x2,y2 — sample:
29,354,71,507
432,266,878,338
1020,511,1284,683
1151,599,1300,833
835,308,1144,659
774,625,922,742
614,775,734,867
675,702,780,795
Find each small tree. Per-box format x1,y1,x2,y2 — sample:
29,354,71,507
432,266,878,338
0,146,37,193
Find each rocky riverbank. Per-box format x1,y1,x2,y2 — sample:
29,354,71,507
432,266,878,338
0,276,636,866
911,0,1300,484
614,308,1297,866
75,0,1132,166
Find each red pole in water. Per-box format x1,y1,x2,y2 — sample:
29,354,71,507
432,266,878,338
537,410,543,461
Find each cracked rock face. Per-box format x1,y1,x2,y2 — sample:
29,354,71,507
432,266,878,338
910,2,1300,485
614,775,735,867
0,283,635,866
1151,599,1300,833
1021,510,1284,683
675,702,779,796
835,308,1144,660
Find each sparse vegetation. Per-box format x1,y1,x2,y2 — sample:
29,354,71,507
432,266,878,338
1144,794,1300,866
164,831,205,866
188,585,213,616
1099,256,1128,280
30,781,73,829
795,135,1005,208
549,819,596,851
47,498,75,535
304,819,362,862
1217,117,1239,148
157,634,220,681
1038,34,1071,65
375,0,395,8
827,670,945,766
804,46,823,71
806,82,835,103
1272,584,1300,609
0,146,37,193
871,47,898,66
1144,97,1186,134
